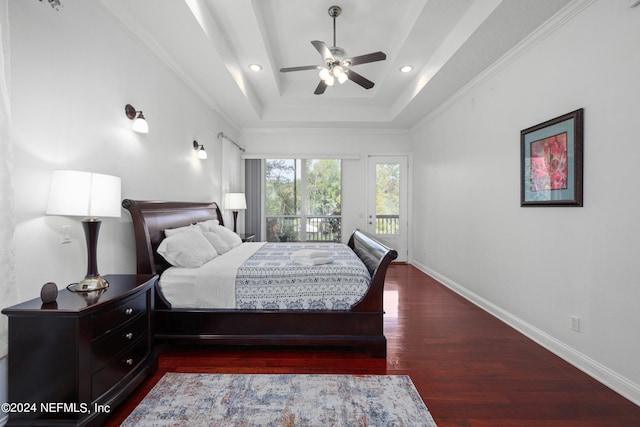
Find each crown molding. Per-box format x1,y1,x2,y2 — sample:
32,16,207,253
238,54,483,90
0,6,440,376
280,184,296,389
413,0,597,131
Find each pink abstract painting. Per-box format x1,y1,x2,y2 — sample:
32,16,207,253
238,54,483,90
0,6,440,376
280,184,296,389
529,132,568,192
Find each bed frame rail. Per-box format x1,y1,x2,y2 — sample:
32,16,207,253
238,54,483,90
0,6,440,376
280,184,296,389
122,199,397,358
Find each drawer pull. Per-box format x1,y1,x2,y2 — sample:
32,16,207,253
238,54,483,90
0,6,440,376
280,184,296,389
125,332,134,340
125,358,134,366
124,308,134,315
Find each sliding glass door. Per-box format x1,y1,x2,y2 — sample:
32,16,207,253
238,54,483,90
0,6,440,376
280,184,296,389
265,159,341,242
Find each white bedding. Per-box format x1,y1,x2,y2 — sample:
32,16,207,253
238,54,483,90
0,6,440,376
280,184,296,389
159,241,372,310
159,242,265,308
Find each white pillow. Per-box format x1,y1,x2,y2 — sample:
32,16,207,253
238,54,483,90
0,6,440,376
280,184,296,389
196,219,220,233
202,231,232,255
212,225,243,249
164,224,195,237
157,227,217,268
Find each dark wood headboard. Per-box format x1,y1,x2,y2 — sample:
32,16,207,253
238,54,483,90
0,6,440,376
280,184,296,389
122,199,224,275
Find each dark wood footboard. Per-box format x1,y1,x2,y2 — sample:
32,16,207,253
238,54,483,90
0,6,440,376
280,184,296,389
123,199,397,357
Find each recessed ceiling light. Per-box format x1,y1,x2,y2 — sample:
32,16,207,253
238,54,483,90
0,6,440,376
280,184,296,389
400,65,413,73
249,64,263,72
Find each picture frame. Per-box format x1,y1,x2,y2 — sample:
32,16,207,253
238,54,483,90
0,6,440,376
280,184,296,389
520,108,583,207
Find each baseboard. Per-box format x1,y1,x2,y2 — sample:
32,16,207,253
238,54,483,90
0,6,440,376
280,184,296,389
410,260,640,406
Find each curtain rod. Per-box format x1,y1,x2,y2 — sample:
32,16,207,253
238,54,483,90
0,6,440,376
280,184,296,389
217,132,245,152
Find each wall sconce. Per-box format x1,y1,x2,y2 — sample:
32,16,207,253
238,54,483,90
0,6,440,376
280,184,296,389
193,141,207,159
125,104,149,133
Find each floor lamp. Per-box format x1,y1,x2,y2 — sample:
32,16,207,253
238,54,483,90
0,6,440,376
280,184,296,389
46,170,121,292
224,192,246,233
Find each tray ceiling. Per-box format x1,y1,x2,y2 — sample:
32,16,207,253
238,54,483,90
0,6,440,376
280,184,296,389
100,0,573,130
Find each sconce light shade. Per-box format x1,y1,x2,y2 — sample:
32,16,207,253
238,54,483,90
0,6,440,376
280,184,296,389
193,141,207,159
47,170,121,292
125,104,149,134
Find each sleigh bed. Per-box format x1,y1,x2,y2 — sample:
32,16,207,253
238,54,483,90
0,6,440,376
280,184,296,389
122,199,397,357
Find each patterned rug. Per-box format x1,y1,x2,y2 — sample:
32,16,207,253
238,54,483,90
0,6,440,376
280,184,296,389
122,373,437,426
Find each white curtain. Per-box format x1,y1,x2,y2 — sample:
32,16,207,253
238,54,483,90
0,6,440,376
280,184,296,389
0,0,16,358
220,137,242,225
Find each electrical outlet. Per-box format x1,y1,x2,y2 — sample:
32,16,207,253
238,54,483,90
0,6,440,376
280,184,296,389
570,316,581,332
60,225,71,244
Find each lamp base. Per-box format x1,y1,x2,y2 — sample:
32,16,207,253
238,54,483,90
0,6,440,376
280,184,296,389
232,210,239,233
72,275,109,292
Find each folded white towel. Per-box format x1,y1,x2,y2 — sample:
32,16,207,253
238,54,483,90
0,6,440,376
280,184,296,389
291,249,330,259
293,256,334,265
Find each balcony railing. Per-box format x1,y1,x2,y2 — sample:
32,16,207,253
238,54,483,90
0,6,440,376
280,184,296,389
266,216,342,242
375,214,400,235
265,214,400,242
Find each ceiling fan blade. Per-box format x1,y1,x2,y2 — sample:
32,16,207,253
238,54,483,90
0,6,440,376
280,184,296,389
347,69,375,89
311,40,335,62
314,80,327,95
344,51,386,66
280,65,320,73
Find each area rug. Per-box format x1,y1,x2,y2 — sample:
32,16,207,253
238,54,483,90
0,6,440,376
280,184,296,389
121,373,437,426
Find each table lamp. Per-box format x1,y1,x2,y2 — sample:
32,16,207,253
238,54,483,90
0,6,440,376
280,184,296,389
46,170,121,292
224,192,246,233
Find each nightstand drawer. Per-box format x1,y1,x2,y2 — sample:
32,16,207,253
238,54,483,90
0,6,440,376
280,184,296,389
92,291,147,338
91,337,149,401
92,314,148,373
3,274,157,427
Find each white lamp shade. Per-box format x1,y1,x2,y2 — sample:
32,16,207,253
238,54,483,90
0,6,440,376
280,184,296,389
224,193,246,210
46,170,122,218
132,116,149,133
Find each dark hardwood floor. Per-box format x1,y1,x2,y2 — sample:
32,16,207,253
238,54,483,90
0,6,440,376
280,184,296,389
106,264,640,426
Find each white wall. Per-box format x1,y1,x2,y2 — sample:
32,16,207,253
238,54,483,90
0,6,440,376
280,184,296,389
411,0,640,403
10,0,239,299
241,128,412,243
2,0,241,413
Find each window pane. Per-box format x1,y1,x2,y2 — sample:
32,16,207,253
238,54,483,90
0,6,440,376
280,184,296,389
306,159,341,241
265,159,299,216
266,159,341,242
375,163,400,235
306,159,341,216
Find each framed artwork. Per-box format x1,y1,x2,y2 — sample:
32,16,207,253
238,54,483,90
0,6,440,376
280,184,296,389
520,108,583,207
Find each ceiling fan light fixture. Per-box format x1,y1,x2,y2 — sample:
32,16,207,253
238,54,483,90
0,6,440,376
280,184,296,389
324,74,335,86
279,5,386,94
319,67,331,81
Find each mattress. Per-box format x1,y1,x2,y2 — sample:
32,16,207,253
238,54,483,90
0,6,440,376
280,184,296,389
158,242,372,310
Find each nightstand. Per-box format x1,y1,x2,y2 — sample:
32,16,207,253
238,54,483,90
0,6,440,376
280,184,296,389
2,274,157,427
240,233,255,242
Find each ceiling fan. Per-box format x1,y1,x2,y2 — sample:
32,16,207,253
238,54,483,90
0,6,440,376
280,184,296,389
280,5,386,95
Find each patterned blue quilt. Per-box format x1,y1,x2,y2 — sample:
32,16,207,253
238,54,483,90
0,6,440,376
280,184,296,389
235,242,371,310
